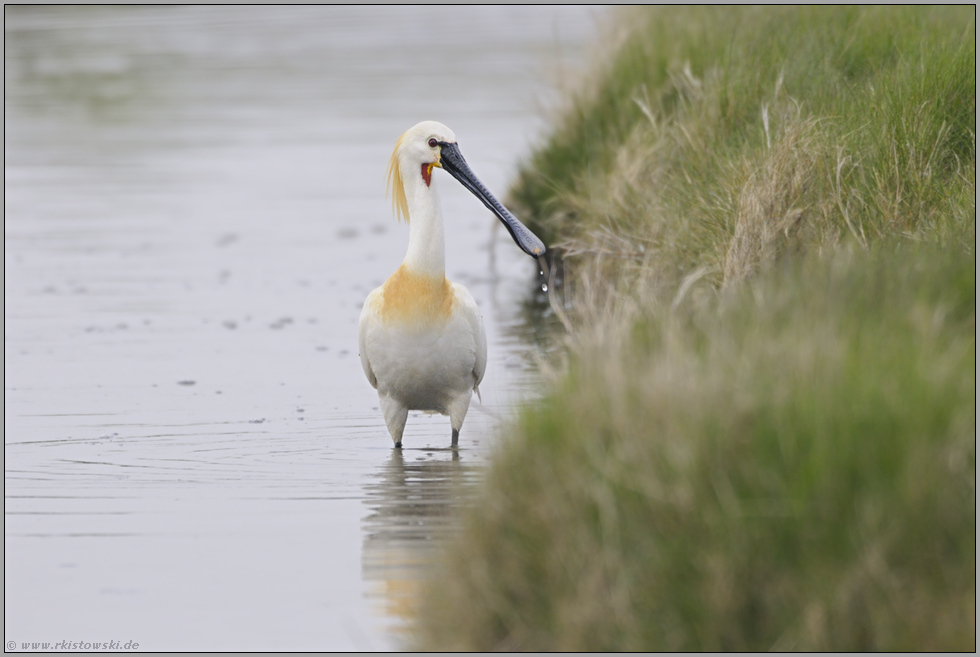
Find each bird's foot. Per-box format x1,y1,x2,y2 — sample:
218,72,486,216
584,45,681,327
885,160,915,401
451,428,459,446
394,441,402,449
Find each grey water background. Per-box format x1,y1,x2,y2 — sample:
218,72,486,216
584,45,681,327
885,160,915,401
4,7,597,650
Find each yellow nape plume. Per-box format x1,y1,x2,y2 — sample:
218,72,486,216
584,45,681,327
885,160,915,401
386,131,410,223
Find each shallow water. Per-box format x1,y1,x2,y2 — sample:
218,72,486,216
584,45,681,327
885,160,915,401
4,7,595,650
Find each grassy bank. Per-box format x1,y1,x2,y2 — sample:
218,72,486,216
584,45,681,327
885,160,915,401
413,6,975,651
514,5,974,288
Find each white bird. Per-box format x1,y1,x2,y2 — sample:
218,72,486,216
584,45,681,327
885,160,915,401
358,121,545,448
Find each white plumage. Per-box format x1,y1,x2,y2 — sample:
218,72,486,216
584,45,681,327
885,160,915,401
358,121,544,448
358,122,483,447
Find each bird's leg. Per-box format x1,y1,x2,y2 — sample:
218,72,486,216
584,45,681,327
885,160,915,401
380,395,408,449
447,394,471,448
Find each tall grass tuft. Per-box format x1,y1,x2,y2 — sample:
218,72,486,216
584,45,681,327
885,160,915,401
412,6,975,651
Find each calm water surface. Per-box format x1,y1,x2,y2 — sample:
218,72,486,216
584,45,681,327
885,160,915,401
4,7,596,650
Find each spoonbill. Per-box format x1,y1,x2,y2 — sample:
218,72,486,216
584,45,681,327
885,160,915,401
358,121,545,448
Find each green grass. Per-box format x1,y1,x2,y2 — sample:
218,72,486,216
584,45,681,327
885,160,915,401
511,6,974,287
412,6,975,651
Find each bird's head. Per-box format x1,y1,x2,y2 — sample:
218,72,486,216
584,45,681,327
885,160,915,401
387,121,455,222
387,121,546,258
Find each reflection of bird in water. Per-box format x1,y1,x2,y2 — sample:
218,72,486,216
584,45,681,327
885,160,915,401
361,449,476,634
358,121,546,448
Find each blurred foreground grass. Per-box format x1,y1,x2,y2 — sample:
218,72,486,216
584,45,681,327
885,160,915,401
417,246,974,651
414,6,975,651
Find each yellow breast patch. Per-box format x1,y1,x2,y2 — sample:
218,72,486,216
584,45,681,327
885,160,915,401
374,265,455,324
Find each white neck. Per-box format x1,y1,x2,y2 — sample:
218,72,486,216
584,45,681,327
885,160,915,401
400,162,445,278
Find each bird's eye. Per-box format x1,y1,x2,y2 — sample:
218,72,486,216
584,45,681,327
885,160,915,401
428,138,438,148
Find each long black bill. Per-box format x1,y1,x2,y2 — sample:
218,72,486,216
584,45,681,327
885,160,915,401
438,141,546,258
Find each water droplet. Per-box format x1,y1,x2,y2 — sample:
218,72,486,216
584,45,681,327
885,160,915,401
539,270,544,276
541,283,549,292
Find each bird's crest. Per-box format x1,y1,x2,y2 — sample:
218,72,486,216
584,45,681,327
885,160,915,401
386,130,411,223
